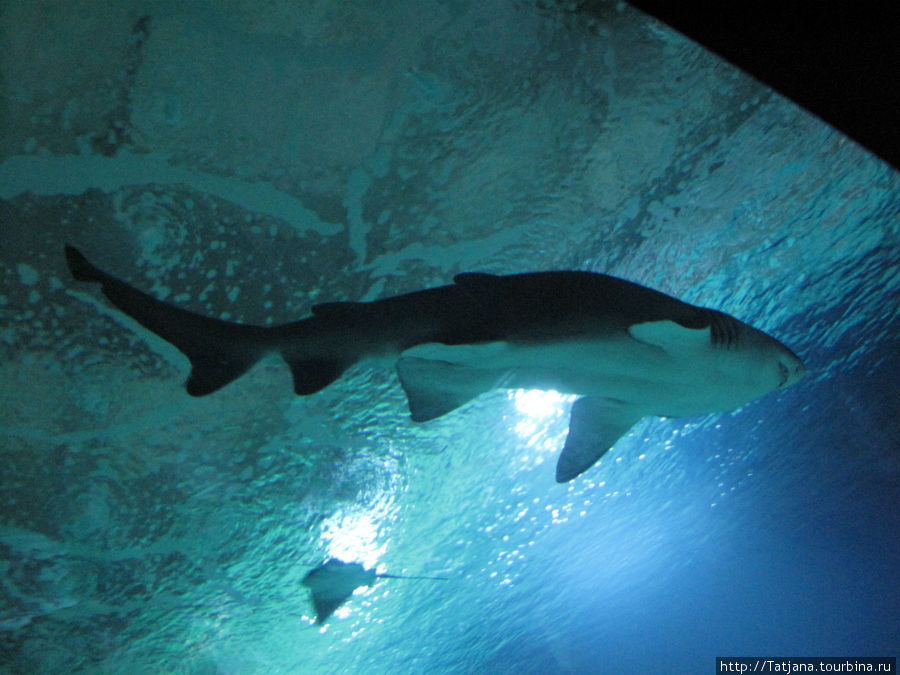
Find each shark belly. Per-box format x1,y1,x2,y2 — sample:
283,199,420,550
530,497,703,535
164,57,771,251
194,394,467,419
398,335,743,418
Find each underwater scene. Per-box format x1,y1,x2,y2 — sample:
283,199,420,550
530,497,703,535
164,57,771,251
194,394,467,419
1,1,898,673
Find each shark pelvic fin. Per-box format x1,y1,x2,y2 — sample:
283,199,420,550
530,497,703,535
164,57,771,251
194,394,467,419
396,356,497,422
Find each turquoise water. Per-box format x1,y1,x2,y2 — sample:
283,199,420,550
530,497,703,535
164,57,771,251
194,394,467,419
1,2,898,673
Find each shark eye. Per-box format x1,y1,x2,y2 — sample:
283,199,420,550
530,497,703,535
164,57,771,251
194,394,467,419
777,362,789,387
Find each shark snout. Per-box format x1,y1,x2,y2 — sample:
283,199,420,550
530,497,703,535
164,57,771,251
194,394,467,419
778,350,806,387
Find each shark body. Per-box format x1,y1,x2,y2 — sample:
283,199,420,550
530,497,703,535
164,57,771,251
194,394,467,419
65,245,805,481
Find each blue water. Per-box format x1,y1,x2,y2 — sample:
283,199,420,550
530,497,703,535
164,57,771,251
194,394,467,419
1,2,898,673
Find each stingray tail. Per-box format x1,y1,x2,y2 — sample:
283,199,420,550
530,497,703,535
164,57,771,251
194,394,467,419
376,573,449,581
66,245,276,396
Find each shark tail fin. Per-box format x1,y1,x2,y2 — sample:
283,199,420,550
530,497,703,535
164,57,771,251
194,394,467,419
65,245,271,396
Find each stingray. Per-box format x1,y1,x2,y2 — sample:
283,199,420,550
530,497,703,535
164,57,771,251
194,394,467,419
65,246,805,481
302,558,448,624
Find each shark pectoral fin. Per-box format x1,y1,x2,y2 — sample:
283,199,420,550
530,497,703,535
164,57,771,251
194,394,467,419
628,319,709,352
556,397,642,483
396,357,495,422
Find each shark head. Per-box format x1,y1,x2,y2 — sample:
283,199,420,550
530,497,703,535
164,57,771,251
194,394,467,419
728,321,806,396
556,316,806,482
623,312,806,419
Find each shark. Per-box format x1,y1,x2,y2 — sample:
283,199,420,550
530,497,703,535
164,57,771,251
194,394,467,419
64,245,806,482
302,558,448,624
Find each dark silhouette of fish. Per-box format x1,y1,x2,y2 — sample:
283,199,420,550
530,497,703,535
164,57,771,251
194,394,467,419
302,558,447,624
65,245,805,482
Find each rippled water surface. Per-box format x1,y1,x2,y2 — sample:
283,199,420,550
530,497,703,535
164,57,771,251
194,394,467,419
1,2,898,672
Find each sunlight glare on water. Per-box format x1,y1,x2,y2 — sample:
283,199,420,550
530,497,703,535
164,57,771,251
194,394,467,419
508,389,577,468
320,508,389,569
510,389,576,442
2,1,898,671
